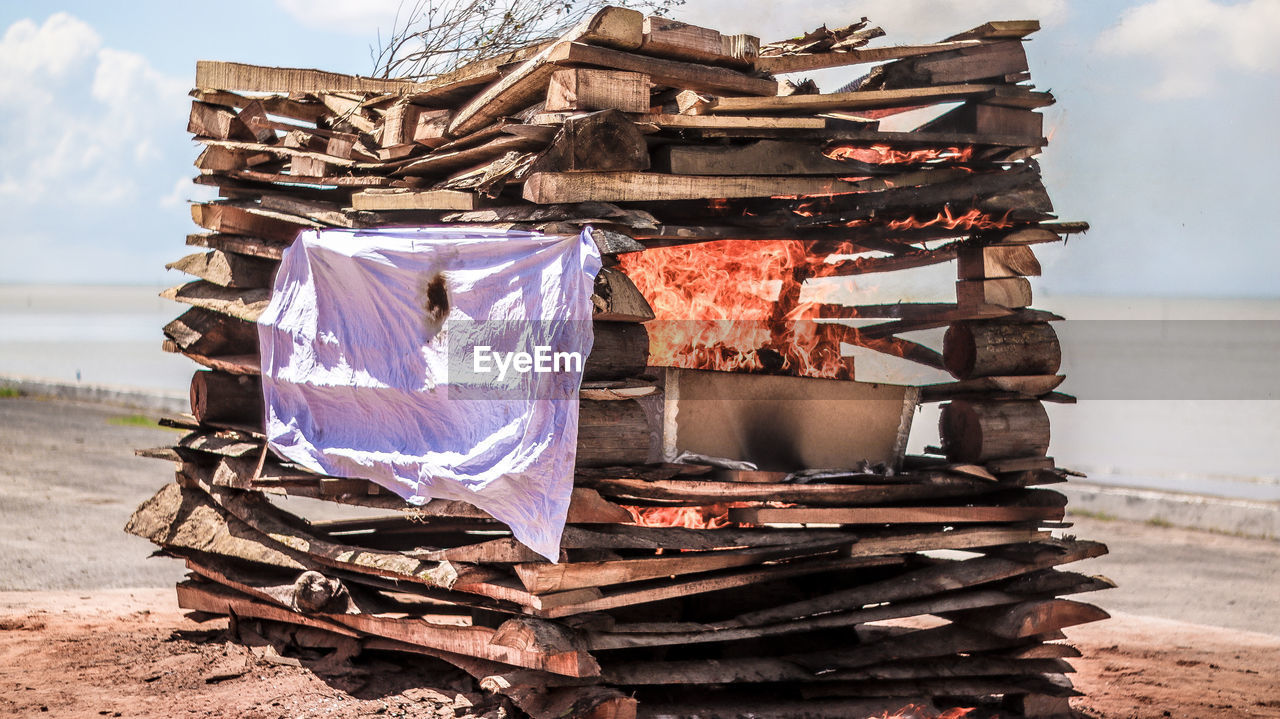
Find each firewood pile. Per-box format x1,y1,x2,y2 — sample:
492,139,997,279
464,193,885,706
128,8,1109,719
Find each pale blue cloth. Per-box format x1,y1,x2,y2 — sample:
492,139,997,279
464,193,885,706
258,227,602,561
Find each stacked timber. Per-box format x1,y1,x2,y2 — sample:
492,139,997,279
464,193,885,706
130,9,1106,719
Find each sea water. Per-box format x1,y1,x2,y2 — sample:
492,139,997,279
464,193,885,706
2,284,1277,500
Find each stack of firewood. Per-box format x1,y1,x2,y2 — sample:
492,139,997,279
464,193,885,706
130,8,1107,719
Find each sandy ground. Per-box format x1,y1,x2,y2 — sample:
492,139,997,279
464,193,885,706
1,394,1279,717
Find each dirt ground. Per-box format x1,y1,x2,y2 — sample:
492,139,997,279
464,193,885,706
2,395,1279,718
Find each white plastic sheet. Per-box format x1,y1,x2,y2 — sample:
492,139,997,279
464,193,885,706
257,226,602,561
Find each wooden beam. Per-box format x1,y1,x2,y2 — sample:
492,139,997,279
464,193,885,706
550,41,777,96
523,172,867,203
546,68,650,113
165,250,277,289
448,7,645,136
754,40,983,74
351,189,484,211
956,277,1033,308
194,60,424,94
707,84,1050,115
728,504,1063,525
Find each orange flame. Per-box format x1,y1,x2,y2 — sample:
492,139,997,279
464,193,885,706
617,240,854,379
886,207,1014,231
870,705,978,719
625,505,731,530
825,144,975,165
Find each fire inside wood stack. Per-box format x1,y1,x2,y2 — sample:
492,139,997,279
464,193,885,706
131,9,1105,719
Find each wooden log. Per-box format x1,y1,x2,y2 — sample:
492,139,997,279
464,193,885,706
190,370,262,425
940,399,1050,462
592,267,654,322
164,307,259,357
943,321,1061,379
166,250,277,289
531,110,651,173
957,244,1041,279
546,68,650,113
523,172,867,203
448,8,645,136
585,322,648,380
576,399,651,467
956,277,1032,309
657,140,854,175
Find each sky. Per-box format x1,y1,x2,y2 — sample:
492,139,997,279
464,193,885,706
0,0,1277,297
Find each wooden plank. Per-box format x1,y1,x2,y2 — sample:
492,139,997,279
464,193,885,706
511,541,851,594
727,537,1105,627
957,277,1033,308
530,110,651,173
538,554,903,619
185,558,601,677
190,202,313,243
160,281,269,323
958,244,1041,279
707,84,1048,114
448,7,645,137
920,375,1066,402
195,60,424,94
755,40,982,74
582,474,1001,506
729,504,1063,525
352,189,484,211
187,232,288,261
949,599,1109,639
947,20,1041,42
641,17,720,60
165,250,276,289
523,172,868,203
550,41,777,96
393,134,545,177
546,68,650,113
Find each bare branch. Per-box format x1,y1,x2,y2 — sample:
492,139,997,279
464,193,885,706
371,0,685,80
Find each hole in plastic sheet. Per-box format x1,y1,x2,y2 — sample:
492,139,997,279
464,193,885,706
421,272,450,337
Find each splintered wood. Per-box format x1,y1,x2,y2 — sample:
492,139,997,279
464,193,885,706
134,7,1103,719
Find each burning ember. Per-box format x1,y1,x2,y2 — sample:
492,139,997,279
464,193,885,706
625,505,732,530
617,240,854,379
824,143,975,165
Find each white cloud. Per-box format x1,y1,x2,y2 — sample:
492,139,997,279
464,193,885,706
1096,0,1280,99
0,14,189,206
275,0,404,37
677,0,1067,45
